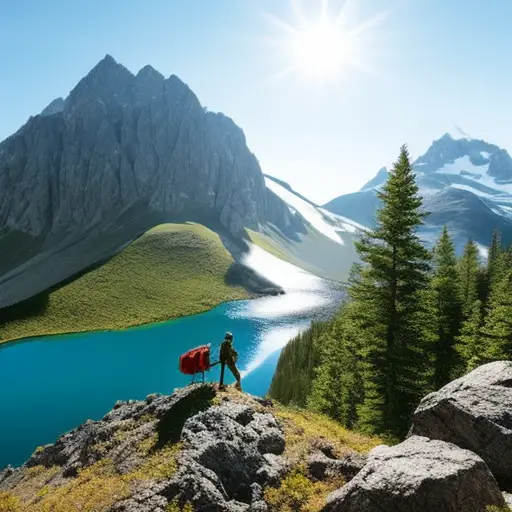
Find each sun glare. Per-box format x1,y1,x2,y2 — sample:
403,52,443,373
263,0,386,86
293,20,348,79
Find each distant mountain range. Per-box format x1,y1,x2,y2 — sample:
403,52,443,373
1,54,508,310
324,132,512,254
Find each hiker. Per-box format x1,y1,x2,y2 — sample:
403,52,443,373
219,331,242,391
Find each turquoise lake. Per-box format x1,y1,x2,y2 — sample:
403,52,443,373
0,284,341,469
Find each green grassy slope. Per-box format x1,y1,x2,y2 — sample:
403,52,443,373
0,223,251,344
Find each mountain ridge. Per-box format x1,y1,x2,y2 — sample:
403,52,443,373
324,132,512,252
0,55,306,308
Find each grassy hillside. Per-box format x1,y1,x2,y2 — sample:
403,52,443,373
0,223,252,344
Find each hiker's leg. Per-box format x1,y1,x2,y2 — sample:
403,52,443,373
219,362,226,388
228,361,242,390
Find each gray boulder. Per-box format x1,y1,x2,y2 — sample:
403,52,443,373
308,452,366,482
167,402,287,509
322,436,505,512
409,361,512,483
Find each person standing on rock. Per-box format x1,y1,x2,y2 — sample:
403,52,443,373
219,332,242,391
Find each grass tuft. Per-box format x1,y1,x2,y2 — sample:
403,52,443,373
274,403,382,466
0,491,21,512
264,468,343,512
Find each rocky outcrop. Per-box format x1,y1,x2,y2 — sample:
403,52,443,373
322,435,505,512
409,360,512,484
161,401,287,511
0,55,305,307
0,385,290,512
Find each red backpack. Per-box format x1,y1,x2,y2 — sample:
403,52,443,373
179,344,211,375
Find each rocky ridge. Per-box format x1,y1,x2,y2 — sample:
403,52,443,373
324,133,512,253
2,363,512,511
0,385,374,512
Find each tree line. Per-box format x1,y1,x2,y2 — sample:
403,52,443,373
269,145,512,440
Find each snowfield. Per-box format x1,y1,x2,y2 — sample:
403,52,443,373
436,155,512,196
318,208,368,232
265,177,365,243
265,177,344,244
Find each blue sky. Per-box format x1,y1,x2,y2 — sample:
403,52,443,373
2,0,512,203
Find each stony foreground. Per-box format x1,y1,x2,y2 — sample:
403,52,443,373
0,385,377,511
2,362,512,511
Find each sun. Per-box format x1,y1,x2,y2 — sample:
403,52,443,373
292,19,350,79
263,0,387,86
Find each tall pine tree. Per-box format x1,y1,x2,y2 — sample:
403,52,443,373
480,230,503,303
480,269,512,362
457,240,481,319
488,230,502,283
430,226,462,388
350,145,432,437
308,305,363,429
456,299,484,373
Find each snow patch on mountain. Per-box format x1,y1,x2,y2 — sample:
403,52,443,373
241,242,323,292
450,184,496,199
319,208,368,232
436,155,488,176
436,155,512,196
265,177,345,244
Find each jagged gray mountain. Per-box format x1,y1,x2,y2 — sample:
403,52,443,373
40,97,65,116
324,132,512,253
0,55,305,307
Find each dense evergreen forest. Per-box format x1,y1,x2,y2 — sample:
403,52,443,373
269,144,512,440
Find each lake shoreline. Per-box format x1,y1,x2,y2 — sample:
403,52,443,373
0,292,276,349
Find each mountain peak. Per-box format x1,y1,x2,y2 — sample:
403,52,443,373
89,54,132,77
102,53,117,64
137,64,164,81
40,97,65,117
360,166,389,191
65,55,134,112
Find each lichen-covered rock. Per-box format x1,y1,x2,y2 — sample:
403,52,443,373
322,436,505,512
168,402,286,509
409,360,512,483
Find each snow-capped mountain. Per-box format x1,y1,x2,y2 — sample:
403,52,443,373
324,132,512,254
257,175,363,281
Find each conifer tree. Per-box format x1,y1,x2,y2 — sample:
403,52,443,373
488,230,502,281
480,230,503,302
308,307,362,428
456,299,484,373
457,240,481,318
430,226,462,387
480,269,512,362
349,145,432,437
